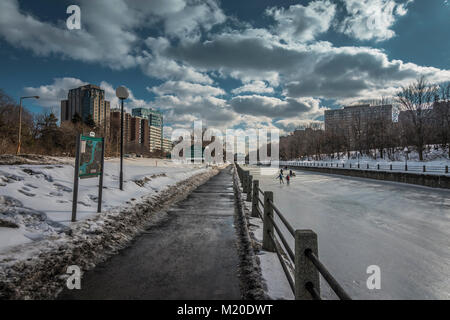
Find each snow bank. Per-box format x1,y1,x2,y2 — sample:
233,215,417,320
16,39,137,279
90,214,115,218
0,157,208,253
232,166,294,300
0,157,218,299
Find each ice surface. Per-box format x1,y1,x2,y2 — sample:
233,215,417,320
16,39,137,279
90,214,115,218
247,166,450,299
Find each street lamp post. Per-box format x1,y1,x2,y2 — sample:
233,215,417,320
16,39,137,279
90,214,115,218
404,146,409,171
116,86,129,191
17,96,39,155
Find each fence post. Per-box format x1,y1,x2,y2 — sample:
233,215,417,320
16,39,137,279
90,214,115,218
242,171,248,193
294,230,320,300
262,191,275,252
247,175,253,202
251,180,259,217
405,164,408,171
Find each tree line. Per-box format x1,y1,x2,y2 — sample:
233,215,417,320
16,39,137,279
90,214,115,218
279,78,450,161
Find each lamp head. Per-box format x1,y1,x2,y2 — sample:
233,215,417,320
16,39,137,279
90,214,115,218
116,86,129,100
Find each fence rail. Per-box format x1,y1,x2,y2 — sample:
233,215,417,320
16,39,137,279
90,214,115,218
274,160,449,175
235,163,351,300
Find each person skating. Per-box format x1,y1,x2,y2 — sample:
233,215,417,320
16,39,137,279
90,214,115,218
278,172,284,184
286,174,290,185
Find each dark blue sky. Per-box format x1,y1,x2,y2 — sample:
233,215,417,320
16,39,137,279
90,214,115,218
0,0,449,134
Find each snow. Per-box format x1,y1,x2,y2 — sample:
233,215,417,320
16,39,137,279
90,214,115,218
0,157,210,253
248,216,294,300
0,227,32,250
237,175,295,300
282,147,450,176
258,251,294,300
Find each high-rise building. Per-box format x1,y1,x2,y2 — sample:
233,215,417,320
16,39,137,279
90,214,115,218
60,84,111,136
162,138,173,153
132,107,164,152
324,104,393,132
149,126,162,152
110,110,131,143
132,108,163,128
130,117,142,143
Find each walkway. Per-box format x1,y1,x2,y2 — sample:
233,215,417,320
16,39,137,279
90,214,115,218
59,166,241,299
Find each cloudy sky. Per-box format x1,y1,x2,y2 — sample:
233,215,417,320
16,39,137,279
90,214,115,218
1,0,449,136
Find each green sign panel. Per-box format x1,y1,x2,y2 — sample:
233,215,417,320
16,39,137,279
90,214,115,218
79,135,103,179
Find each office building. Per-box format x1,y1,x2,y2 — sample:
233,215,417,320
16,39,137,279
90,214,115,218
60,84,110,136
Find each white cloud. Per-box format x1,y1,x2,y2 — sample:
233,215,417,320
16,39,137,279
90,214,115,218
0,0,225,72
148,81,224,97
267,0,336,42
23,77,88,108
231,81,274,95
339,0,413,41
99,81,149,112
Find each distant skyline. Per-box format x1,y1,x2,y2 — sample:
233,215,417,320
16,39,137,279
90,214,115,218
0,0,449,136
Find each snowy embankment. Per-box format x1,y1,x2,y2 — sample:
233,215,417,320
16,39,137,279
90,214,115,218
292,147,450,167
0,156,217,299
233,166,294,300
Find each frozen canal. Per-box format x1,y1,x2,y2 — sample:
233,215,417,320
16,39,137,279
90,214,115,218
248,166,450,300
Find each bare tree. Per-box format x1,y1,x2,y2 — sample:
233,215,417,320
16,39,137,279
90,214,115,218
433,82,450,157
397,77,437,160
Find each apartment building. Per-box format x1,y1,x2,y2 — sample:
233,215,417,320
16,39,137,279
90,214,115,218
60,84,110,136
162,138,173,153
132,107,164,152
324,104,393,132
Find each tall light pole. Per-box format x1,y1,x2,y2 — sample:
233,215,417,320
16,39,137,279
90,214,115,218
404,146,409,171
116,86,129,191
17,95,39,155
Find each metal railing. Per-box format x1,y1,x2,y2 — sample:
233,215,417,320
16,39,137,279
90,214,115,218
275,160,449,175
235,163,351,300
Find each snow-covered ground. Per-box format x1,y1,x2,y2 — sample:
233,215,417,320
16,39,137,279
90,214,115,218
289,146,450,163
0,157,209,254
247,216,294,300
284,147,450,175
245,166,450,300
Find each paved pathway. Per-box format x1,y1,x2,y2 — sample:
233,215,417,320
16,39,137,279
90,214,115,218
59,166,241,299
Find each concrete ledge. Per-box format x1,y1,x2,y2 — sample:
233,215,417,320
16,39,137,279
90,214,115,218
287,166,450,189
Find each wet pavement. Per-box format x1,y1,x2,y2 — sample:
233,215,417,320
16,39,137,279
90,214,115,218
59,166,241,299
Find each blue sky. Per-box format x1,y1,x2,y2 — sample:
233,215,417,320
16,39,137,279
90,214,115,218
0,0,449,136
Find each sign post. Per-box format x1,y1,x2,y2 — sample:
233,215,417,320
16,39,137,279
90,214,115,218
72,134,81,222
71,134,105,222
